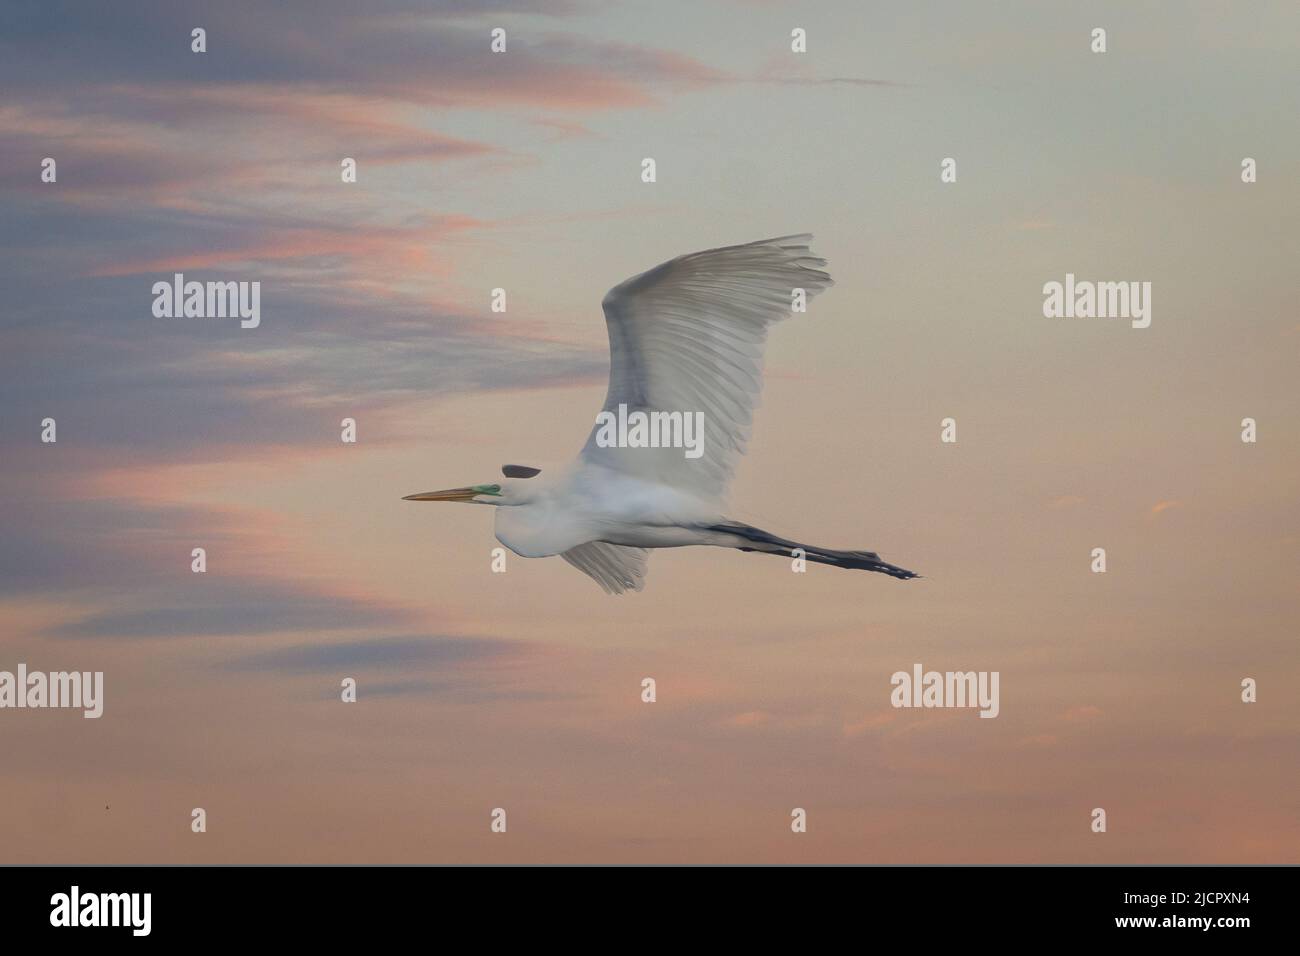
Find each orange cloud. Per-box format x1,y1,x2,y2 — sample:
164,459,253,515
842,711,897,737
1062,705,1103,723
723,710,770,728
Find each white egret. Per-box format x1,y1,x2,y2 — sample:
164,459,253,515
404,235,918,593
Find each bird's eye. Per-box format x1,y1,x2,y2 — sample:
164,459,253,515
502,464,541,478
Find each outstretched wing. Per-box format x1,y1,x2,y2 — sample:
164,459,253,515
581,234,832,503
560,542,649,595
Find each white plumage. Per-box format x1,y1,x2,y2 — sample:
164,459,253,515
405,235,918,593
582,233,833,500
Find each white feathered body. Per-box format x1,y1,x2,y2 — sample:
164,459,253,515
493,464,725,558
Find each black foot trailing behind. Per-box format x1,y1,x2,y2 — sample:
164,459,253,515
708,522,920,580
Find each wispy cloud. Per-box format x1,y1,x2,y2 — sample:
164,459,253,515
46,588,409,640
228,634,530,671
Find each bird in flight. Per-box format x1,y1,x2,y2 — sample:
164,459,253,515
404,235,918,593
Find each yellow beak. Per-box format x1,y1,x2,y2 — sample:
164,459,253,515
401,487,481,503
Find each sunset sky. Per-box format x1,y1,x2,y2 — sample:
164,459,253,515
1,0,1297,863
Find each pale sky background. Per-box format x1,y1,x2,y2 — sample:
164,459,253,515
1,0,1297,863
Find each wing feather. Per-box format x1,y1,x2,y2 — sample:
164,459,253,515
580,235,832,502
560,542,649,595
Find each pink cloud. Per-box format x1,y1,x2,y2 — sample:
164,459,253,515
1062,705,1103,723
842,711,898,737
723,710,771,728
85,214,486,279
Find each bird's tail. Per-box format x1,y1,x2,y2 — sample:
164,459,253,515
706,521,919,580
